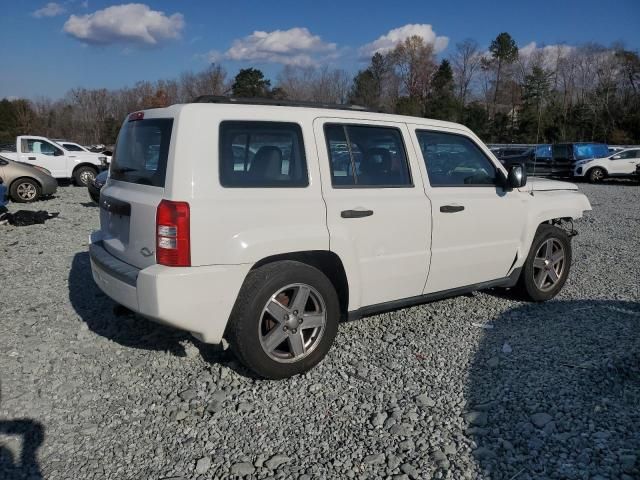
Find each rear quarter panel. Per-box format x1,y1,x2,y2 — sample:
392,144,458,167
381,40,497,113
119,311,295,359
168,105,329,266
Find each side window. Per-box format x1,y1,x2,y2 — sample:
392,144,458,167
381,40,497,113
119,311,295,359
416,130,497,187
24,139,62,156
219,121,308,188
617,150,639,159
324,124,412,187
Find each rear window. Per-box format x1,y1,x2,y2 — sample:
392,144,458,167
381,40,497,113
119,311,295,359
110,118,173,187
574,144,609,159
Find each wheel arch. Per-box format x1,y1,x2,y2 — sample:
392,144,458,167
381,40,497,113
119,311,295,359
10,175,42,191
251,250,349,316
72,163,99,175
9,176,42,200
586,165,607,178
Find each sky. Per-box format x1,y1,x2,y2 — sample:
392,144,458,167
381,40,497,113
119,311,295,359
1,0,639,100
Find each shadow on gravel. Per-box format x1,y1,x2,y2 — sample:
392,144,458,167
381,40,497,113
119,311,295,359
466,299,640,479
0,419,44,480
68,253,247,375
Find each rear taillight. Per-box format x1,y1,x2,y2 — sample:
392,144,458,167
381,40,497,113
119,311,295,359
156,200,190,267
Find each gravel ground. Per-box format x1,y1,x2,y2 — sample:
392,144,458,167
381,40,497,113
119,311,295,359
1,181,639,480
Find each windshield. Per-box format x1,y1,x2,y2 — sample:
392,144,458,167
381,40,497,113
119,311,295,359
63,143,86,152
110,118,173,187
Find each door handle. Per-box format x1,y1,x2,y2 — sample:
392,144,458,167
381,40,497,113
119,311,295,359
341,209,374,219
28,157,36,160
440,205,465,213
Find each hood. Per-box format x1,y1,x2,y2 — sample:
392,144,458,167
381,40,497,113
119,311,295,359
518,177,579,192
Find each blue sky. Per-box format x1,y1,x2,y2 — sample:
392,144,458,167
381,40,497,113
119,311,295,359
1,0,639,99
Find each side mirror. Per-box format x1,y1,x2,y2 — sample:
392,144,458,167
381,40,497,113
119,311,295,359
507,164,527,189
611,155,621,160
54,149,64,157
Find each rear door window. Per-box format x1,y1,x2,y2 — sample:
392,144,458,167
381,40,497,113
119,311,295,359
324,124,412,187
110,118,173,187
219,121,308,187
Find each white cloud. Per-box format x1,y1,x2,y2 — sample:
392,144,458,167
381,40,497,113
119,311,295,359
63,3,184,46
32,2,65,18
360,24,449,58
518,42,575,69
208,27,337,66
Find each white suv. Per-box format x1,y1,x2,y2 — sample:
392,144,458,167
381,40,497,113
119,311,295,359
573,148,640,182
90,98,591,378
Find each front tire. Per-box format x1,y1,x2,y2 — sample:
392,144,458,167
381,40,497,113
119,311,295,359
227,261,340,379
518,225,572,302
74,166,97,187
588,167,606,183
10,178,41,203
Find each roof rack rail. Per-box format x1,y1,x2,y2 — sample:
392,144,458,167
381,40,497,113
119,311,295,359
191,95,371,112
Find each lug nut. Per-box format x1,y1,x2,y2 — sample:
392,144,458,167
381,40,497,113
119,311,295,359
298,318,303,324
283,326,288,331
292,329,297,334
293,310,298,315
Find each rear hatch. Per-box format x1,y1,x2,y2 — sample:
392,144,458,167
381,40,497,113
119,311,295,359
100,115,173,269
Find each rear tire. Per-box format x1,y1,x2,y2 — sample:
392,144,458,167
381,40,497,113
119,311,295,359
227,261,340,379
10,178,41,203
587,167,605,183
74,166,97,187
517,224,572,302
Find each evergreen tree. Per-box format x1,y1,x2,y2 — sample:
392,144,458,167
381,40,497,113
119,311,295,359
232,68,272,98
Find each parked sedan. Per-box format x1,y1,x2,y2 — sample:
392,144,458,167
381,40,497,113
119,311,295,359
88,169,108,203
0,155,57,202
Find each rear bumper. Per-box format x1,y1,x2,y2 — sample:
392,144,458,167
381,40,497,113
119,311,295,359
89,240,250,343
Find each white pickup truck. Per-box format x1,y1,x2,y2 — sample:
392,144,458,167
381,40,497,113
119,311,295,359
0,135,108,186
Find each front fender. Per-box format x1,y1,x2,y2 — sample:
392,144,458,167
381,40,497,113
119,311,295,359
521,190,592,260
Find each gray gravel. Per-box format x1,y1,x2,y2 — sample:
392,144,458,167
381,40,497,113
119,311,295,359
1,181,639,480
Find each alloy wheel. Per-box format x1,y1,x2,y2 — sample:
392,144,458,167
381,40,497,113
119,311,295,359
80,170,95,185
258,283,327,363
532,238,566,292
16,182,37,201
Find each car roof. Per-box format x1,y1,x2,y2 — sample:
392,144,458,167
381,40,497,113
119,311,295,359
139,101,474,135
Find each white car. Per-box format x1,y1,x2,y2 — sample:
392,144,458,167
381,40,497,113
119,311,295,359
574,148,640,182
1,136,108,186
54,140,112,165
90,99,591,378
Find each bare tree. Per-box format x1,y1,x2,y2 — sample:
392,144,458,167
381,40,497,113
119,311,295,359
450,39,482,111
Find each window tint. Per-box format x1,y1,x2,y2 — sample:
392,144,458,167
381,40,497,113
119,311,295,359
535,145,552,158
63,143,85,151
615,150,640,159
416,131,497,187
110,118,173,187
22,139,62,156
219,122,308,187
325,124,411,187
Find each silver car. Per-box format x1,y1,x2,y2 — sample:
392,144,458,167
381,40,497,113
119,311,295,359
0,155,58,202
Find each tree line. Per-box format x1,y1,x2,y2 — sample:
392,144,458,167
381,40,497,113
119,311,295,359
0,32,638,146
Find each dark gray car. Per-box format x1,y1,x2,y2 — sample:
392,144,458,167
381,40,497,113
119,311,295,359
0,155,58,202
